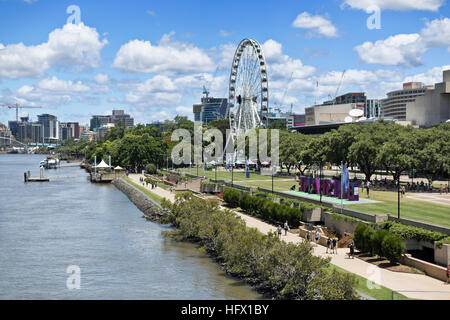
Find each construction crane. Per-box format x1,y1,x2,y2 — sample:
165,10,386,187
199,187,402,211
273,72,294,112
333,70,346,105
203,66,220,98
0,103,42,122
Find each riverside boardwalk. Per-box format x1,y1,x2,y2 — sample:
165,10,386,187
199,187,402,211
129,173,450,300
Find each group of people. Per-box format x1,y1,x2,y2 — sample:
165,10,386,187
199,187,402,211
140,176,158,189
276,223,357,258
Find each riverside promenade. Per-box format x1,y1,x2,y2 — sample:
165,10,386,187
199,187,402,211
128,174,450,300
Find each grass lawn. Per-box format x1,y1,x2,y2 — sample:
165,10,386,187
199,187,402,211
123,176,163,205
329,265,414,300
348,190,450,228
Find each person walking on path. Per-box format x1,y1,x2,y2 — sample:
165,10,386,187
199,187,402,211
306,231,310,242
283,221,289,236
315,230,320,244
326,238,331,254
277,226,282,239
348,241,354,259
366,181,371,198
332,238,338,254
440,184,443,195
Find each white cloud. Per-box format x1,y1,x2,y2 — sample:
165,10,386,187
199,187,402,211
342,0,443,11
403,65,450,84
354,18,450,66
3,76,93,108
292,12,338,38
219,30,235,37
355,33,422,66
0,23,107,79
113,33,215,74
262,39,316,80
94,73,110,84
175,106,192,116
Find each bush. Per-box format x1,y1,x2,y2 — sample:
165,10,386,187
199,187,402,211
376,221,446,243
354,223,368,252
223,189,241,208
161,193,357,300
361,227,374,254
222,189,303,227
146,163,157,174
371,229,389,257
382,234,405,264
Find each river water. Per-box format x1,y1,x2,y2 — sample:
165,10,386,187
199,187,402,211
0,154,261,299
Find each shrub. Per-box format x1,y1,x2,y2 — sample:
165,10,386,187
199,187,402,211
146,163,157,174
371,229,389,257
361,227,374,254
223,189,241,208
375,221,446,243
354,223,368,252
161,193,357,300
382,234,405,264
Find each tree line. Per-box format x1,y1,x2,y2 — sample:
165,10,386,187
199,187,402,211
56,117,449,182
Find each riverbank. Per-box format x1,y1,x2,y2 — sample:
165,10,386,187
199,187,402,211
117,175,358,300
123,173,450,300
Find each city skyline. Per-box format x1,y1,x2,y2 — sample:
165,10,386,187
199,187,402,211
1,0,450,125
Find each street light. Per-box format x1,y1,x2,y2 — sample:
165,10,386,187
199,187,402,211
398,177,401,220
319,161,323,203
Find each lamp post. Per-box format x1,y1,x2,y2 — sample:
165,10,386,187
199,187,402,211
272,166,274,194
398,177,401,220
319,161,322,203
231,162,234,187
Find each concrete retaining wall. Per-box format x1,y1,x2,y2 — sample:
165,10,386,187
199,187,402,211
301,208,322,223
401,254,448,282
332,205,387,223
434,243,450,267
321,211,368,236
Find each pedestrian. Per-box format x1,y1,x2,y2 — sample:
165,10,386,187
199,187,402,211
306,231,310,242
440,184,443,195
315,230,320,244
326,237,331,253
332,238,337,254
283,221,289,236
348,241,354,259
277,226,282,239
447,265,450,284
366,180,371,198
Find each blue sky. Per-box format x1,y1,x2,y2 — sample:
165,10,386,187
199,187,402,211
0,0,450,125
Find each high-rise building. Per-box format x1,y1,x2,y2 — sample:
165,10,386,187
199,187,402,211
405,70,450,127
111,109,134,128
323,92,366,105
59,122,80,140
192,97,228,124
0,122,12,147
18,121,42,143
37,114,59,143
382,82,429,121
90,110,134,131
364,99,382,118
90,115,111,131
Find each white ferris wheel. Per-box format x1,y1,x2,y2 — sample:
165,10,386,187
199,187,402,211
225,39,269,161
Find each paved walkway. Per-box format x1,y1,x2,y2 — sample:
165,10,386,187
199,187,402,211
130,174,450,300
